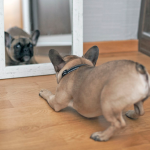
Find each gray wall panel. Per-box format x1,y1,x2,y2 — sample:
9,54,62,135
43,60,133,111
83,0,141,42
36,0,71,35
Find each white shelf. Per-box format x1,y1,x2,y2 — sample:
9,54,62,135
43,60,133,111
36,34,72,47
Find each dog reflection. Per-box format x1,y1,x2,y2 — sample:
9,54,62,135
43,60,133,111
5,26,40,66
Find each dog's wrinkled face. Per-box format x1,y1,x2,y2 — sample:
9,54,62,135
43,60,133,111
48,46,99,83
5,30,40,63
7,38,34,62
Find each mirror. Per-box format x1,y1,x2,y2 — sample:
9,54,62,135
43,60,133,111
4,0,72,66
0,0,82,79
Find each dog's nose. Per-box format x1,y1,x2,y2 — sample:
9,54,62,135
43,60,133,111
24,48,29,54
24,48,28,52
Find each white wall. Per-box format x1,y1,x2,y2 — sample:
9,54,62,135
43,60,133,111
83,0,141,42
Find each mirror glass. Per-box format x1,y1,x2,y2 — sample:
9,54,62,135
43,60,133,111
4,0,72,66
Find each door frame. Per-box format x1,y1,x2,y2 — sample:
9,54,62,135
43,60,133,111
138,0,150,56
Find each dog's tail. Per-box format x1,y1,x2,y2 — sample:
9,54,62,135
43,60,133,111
136,63,150,97
136,63,147,75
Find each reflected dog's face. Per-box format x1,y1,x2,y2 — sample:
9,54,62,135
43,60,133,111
5,30,40,63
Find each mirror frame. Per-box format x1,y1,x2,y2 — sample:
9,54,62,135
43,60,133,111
0,0,83,79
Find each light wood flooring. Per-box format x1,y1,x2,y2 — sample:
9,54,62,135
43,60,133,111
1,52,150,150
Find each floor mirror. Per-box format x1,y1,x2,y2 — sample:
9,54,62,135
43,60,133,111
0,0,83,79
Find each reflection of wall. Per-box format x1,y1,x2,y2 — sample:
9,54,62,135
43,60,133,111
31,0,71,35
83,0,141,42
4,0,23,31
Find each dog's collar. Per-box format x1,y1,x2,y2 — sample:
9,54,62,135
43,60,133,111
62,64,87,78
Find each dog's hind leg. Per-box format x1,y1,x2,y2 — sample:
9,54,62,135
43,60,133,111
126,100,145,120
90,107,126,142
39,89,71,112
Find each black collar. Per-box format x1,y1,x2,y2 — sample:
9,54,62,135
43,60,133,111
62,64,87,78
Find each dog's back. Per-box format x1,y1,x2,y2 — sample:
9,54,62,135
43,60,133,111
68,60,149,118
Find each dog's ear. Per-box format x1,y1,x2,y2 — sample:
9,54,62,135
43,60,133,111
83,46,99,66
31,30,40,45
49,49,66,72
5,32,14,48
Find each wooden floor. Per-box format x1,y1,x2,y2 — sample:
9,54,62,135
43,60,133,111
1,51,150,150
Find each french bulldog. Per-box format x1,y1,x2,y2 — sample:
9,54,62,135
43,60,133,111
5,26,40,66
39,46,150,141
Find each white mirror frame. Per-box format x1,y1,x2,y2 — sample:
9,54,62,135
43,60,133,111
0,0,83,79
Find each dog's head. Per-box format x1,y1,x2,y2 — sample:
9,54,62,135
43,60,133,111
5,30,40,63
49,46,99,83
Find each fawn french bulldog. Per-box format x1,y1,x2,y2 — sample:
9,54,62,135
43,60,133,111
39,46,150,141
5,26,40,66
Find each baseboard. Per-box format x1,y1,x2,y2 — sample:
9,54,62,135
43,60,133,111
83,40,138,54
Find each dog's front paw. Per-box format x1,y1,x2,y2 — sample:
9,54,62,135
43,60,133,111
125,110,139,120
90,132,109,142
39,89,52,100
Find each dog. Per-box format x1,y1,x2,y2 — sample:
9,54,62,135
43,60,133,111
39,46,150,141
5,26,40,66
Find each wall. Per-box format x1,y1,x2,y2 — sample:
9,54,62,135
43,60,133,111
33,0,71,35
4,0,141,42
83,0,141,42
4,0,23,31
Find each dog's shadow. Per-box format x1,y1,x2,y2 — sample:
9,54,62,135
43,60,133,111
60,107,110,129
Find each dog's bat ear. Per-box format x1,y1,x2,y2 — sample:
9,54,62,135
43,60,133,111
4,32,14,48
83,46,99,66
31,30,40,46
49,49,66,72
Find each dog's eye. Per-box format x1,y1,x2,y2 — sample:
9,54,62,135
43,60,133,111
29,44,33,48
16,44,21,49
